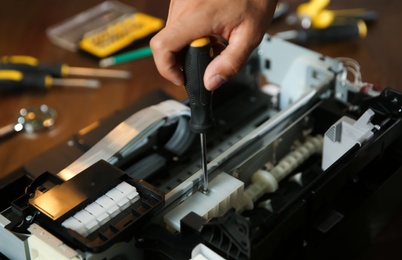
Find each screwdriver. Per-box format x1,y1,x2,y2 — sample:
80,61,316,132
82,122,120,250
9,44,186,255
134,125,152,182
0,56,131,79
275,20,367,44
294,0,378,29
0,70,99,92
183,37,214,194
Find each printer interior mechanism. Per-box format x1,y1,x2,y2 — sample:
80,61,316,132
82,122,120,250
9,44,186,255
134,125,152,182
1,36,402,260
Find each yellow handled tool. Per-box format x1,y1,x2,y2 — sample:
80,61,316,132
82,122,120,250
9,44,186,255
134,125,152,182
0,70,99,92
297,0,377,29
0,56,131,79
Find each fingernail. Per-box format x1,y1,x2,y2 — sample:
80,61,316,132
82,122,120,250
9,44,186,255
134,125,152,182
206,74,226,91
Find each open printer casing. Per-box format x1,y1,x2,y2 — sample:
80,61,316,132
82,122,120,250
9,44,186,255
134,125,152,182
1,36,402,260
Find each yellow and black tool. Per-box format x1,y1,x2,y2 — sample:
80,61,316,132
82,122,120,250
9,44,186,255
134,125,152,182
183,37,214,193
297,0,377,29
0,70,99,92
275,20,367,44
0,56,131,79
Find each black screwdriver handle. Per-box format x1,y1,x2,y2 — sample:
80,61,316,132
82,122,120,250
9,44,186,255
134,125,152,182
298,20,366,44
0,63,65,78
183,37,214,134
0,70,49,92
0,56,66,77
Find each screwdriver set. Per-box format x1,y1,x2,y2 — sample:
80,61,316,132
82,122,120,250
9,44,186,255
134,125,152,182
79,12,163,58
47,0,164,58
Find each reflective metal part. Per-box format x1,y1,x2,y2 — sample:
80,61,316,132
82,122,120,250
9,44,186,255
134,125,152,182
199,133,209,194
0,104,57,140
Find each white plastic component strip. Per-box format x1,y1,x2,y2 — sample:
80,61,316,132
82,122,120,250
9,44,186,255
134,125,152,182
321,109,380,170
0,213,30,260
58,100,190,181
164,172,244,232
28,223,81,260
62,181,139,237
191,243,225,260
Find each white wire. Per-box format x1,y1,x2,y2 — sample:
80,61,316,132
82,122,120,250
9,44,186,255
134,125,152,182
336,57,364,88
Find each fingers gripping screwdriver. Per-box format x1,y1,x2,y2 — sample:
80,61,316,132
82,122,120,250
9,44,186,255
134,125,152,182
183,37,214,194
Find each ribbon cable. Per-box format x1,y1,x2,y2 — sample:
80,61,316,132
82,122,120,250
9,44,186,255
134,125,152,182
58,100,190,181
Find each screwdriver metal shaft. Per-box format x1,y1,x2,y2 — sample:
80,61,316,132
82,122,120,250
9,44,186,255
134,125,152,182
200,133,208,192
66,66,131,79
50,78,100,88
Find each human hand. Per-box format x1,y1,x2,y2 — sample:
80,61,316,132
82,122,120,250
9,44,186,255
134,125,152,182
150,0,278,91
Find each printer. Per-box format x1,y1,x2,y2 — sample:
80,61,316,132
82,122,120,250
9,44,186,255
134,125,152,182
1,36,402,260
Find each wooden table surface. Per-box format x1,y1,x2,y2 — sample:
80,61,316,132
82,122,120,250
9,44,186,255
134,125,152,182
0,0,179,175
0,0,401,258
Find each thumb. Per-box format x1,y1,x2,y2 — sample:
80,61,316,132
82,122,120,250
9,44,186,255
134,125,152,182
204,36,257,91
